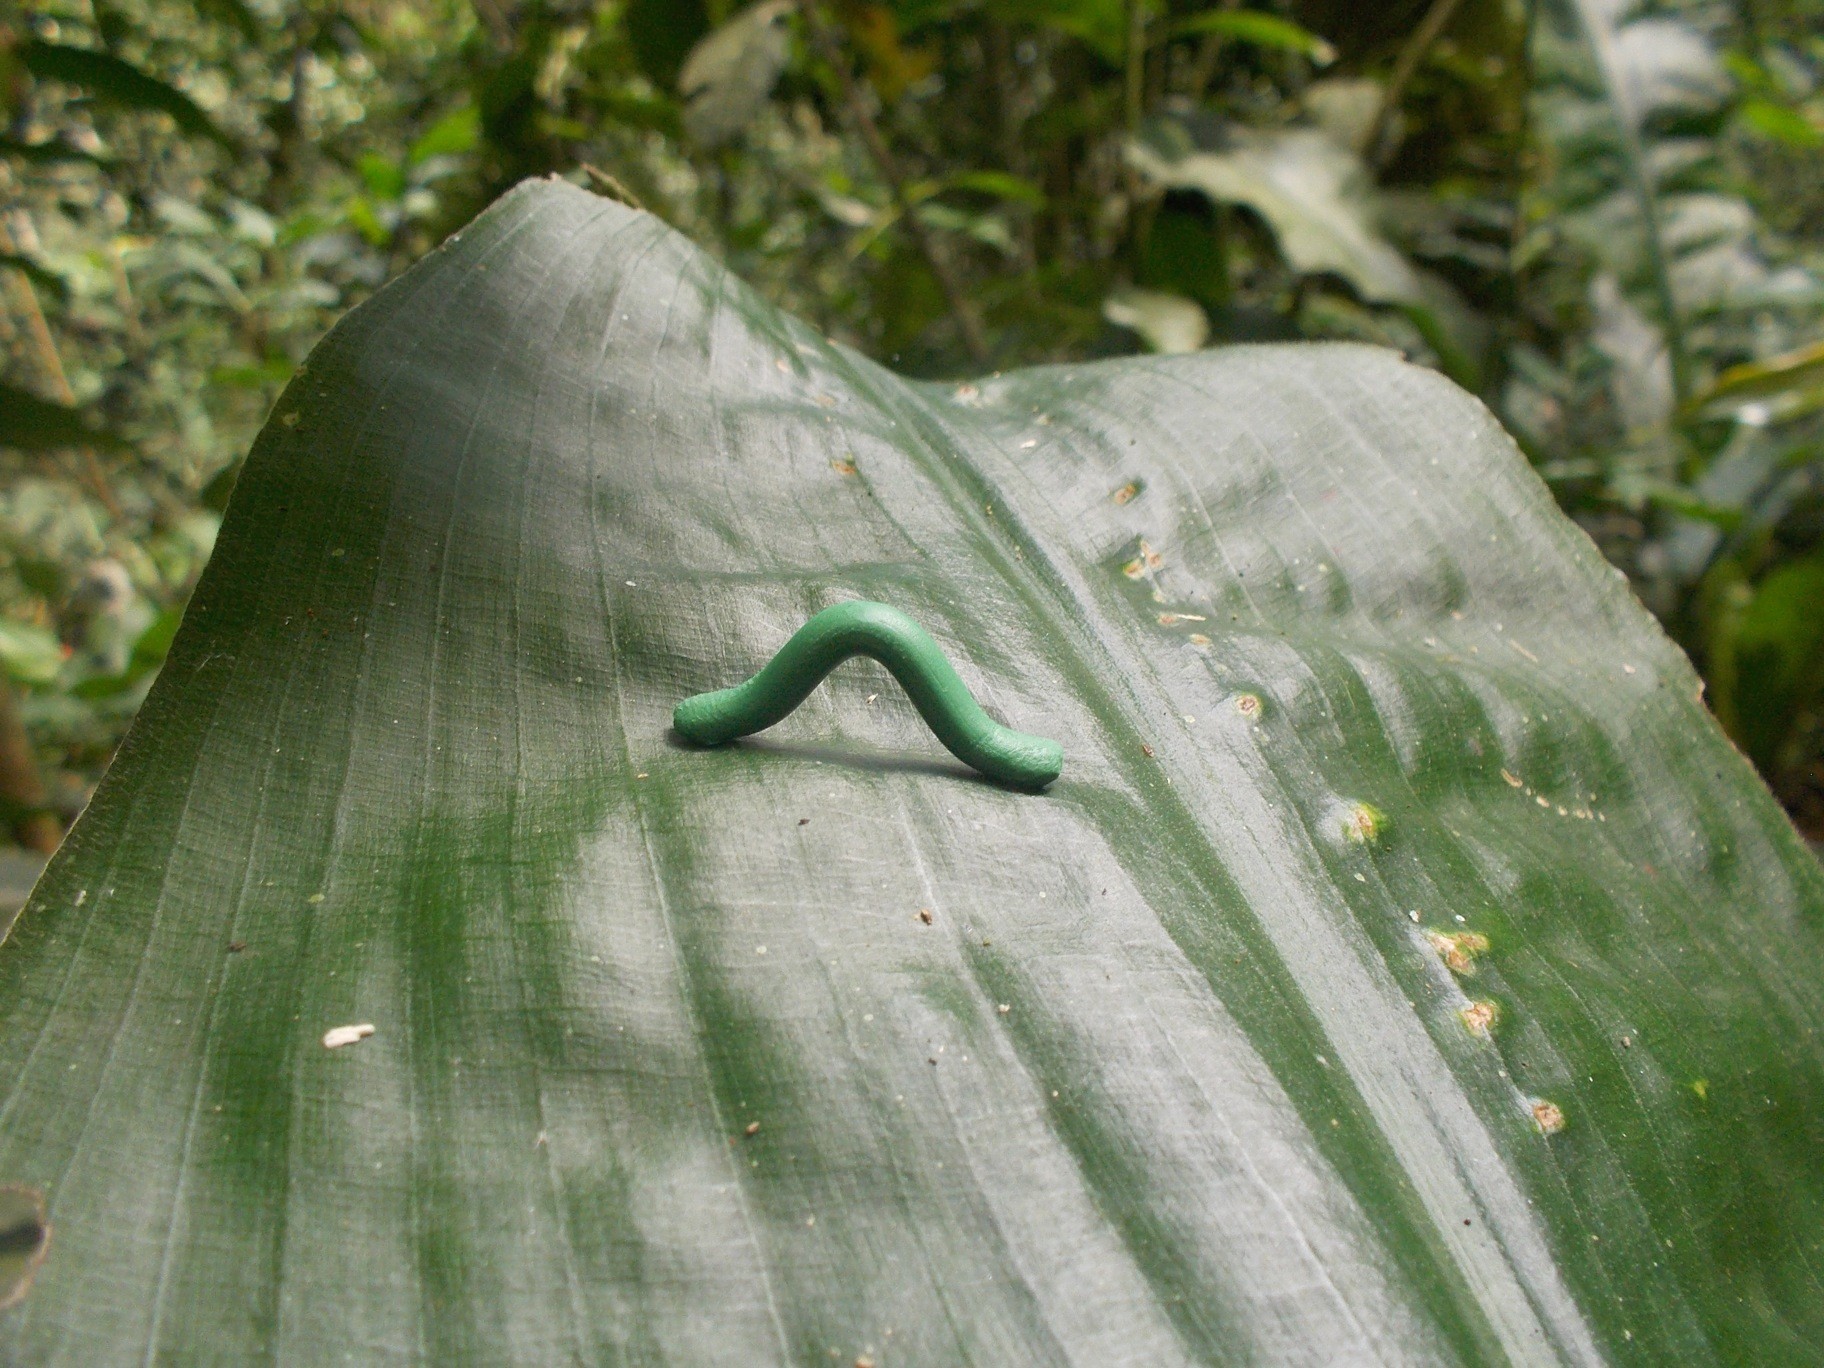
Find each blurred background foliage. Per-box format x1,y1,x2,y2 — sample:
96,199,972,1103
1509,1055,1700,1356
0,0,1820,853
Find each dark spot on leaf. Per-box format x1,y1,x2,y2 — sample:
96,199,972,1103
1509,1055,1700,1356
227,940,246,953
797,817,809,826
0,1186,49,1311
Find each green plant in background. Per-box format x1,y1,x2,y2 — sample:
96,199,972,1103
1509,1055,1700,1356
1,0,1821,838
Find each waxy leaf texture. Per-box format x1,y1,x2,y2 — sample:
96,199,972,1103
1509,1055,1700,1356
3,181,1821,1365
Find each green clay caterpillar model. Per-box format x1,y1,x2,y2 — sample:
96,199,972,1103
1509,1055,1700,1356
673,601,1063,791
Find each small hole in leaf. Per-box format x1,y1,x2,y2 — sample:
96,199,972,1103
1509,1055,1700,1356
0,1185,49,1311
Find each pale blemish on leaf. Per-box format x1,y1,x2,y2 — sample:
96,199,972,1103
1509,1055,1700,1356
1157,612,1206,626
1235,693,1263,719
1691,1079,1708,1100
1501,769,1523,788
0,1185,48,1311
322,1023,375,1050
1460,1001,1500,1037
1428,930,1490,975
1341,802,1386,846
831,458,857,476
1531,1100,1566,1135
1112,481,1142,504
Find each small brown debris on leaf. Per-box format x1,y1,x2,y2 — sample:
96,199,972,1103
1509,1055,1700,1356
918,908,933,925
1460,1001,1500,1037
1141,744,1155,758
1501,769,1523,788
744,1121,761,1137
1121,539,1164,578
1341,802,1386,846
227,940,246,954
1531,1099,1566,1135
831,458,857,475
1428,931,1490,976
322,1023,375,1050
798,817,810,826
1112,481,1140,504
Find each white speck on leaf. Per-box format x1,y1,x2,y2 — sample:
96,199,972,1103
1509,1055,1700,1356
322,1023,374,1050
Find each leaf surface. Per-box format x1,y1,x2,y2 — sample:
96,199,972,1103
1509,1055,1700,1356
2,181,1822,1365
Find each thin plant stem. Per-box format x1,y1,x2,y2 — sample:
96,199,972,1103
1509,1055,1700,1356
800,1,991,365
1363,0,1467,169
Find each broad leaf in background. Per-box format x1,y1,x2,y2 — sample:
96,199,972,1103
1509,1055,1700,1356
677,0,795,148
1173,9,1336,65
1102,285,1210,353
0,382,128,455
1129,123,1484,383
18,41,234,149
2,181,1822,1363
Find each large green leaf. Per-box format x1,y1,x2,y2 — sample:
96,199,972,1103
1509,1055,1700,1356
3,180,1822,1363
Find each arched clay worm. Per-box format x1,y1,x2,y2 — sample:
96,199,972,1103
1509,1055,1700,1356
673,601,1063,790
